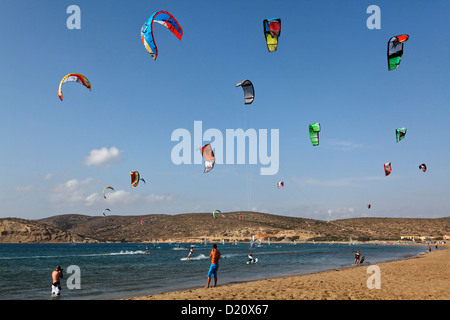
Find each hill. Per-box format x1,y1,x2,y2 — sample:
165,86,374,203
39,212,449,243
0,217,85,243
1,212,448,243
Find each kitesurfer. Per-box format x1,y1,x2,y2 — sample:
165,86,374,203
205,244,221,288
51,266,64,296
354,250,361,264
187,246,194,261
248,252,256,263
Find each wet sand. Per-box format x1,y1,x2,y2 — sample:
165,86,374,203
128,248,449,300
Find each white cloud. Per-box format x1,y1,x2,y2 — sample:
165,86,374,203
104,190,137,205
85,193,99,206
103,190,177,206
84,146,122,167
327,207,356,220
48,175,177,211
43,173,54,180
49,178,94,206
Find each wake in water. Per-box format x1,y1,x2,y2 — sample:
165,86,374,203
180,253,209,261
0,250,150,260
106,250,147,256
180,253,247,261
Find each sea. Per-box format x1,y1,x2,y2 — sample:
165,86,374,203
0,241,427,300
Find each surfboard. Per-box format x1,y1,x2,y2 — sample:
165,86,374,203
246,258,258,264
360,256,365,264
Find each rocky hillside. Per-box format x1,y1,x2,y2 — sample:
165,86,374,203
0,218,85,243
1,212,448,243
39,211,321,243
40,212,449,243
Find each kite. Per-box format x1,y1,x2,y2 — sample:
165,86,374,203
263,18,281,52
140,217,150,225
367,204,371,209
130,171,146,188
236,80,254,105
212,210,221,219
384,162,392,176
103,186,114,199
309,123,321,146
387,35,409,71
58,73,91,101
200,144,215,173
103,208,110,216
419,163,427,172
141,11,183,60
277,181,284,188
396,128,407,143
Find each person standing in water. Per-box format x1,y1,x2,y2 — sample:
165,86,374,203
205,244,221,288
51,266,64,296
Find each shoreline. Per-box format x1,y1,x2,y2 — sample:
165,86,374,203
127,247,449,300
0,239,439,246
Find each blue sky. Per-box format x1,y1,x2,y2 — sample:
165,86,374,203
0,0,449,220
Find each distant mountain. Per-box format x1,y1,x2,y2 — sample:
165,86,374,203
1,212,448,243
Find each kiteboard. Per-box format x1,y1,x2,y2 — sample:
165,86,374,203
246,258,258,264
360,256,365,264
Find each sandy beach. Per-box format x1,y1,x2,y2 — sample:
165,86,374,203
128,247,449,300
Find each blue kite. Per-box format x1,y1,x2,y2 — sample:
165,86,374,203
141,11,183,60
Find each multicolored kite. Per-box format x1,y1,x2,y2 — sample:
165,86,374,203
130,171,146,188
102,186,114,199
419,163,427,172
384,162,392,176
387,35,409,71
263,18,281,52
141,11,183,60
58,73,91,101
200,144,215,173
